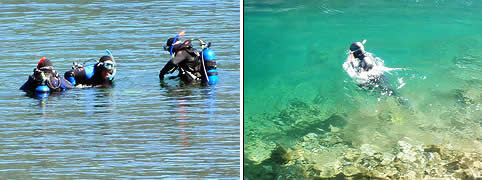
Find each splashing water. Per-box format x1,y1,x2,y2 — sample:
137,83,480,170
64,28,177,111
342,52,412,107
343,52,404,85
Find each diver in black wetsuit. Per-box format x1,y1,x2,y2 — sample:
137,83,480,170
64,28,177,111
20,57,74,93
347,41,410,106
159,37,205,84
347,41,394,92
348,41,377,72
64,56,116,87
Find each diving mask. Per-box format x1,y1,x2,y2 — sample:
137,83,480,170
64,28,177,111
104,62,116,81
164,41,182,51
103,61,115,70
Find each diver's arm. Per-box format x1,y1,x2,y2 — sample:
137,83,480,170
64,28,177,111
19,76,36,91
64,70,75,85
60,77,75,89
64,68,84,86
159,52,186,79
159,61,176,79
347,54,357,69
348,54,364,73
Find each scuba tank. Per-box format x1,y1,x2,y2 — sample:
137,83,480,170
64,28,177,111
35,84,50,98
35,84,50,93
34,71,50,98
202,46,218,85
192,38,217,85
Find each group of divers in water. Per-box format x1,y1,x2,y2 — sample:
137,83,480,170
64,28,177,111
20,32,218,98
21,34,406,105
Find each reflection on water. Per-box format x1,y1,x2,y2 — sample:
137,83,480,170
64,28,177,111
0,0,239,179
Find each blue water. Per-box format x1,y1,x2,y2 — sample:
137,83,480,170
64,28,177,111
244,0,481,177
0,1,240,179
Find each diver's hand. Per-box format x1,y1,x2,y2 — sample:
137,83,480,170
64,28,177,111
159,70,165,80
347,54,359,73
347,54,355,63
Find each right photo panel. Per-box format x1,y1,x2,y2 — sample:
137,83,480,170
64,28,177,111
244,0,481,179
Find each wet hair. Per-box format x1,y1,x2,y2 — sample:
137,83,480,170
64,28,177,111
350,42,366,59
350,42,364,53
99,56,112,62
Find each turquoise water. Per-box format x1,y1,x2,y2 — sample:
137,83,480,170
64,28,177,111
0,1,239,179
244,0,480,178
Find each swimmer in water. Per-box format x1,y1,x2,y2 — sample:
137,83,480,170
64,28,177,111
346,40,410,107
347,40,377,73
20,57,74,95
346,40,392,91
64,55,116,88
159,32,218,86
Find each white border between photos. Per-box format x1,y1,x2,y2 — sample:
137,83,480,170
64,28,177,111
239,0,244,178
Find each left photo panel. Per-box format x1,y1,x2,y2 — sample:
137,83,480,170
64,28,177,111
0,0,240,179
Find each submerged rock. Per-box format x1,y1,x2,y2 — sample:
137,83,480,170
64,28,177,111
244,98,481,179
423,144,441,153
244,139,277,164
264,98,349,142
260,134,482,179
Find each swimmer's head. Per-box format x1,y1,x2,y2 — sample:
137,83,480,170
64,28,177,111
350,42,366,59
163,37,181,51
37,57,53,69
98,56,115,80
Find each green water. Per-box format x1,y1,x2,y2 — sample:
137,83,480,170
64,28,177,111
244,0,481,178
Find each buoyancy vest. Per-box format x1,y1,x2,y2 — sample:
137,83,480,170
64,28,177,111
172,40,203,77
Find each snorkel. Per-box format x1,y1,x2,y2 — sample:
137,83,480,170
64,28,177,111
169,31,185,56
105,49,116,81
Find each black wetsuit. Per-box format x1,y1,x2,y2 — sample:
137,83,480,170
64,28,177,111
354,52,375,72
159,43,203,84
64,63,112,86
355,52,399,98
20,69,74,92
350,43,410,107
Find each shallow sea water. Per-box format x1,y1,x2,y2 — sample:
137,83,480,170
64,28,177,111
0,1,240,179
244,0,480,178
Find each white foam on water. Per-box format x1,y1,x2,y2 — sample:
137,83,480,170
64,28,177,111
343,53,404,85
397,77,406,89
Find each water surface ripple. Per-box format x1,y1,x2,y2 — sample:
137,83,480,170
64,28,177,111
0,1,240,179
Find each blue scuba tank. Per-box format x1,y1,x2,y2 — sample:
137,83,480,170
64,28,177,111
202,48,218,85
35,84,50,98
